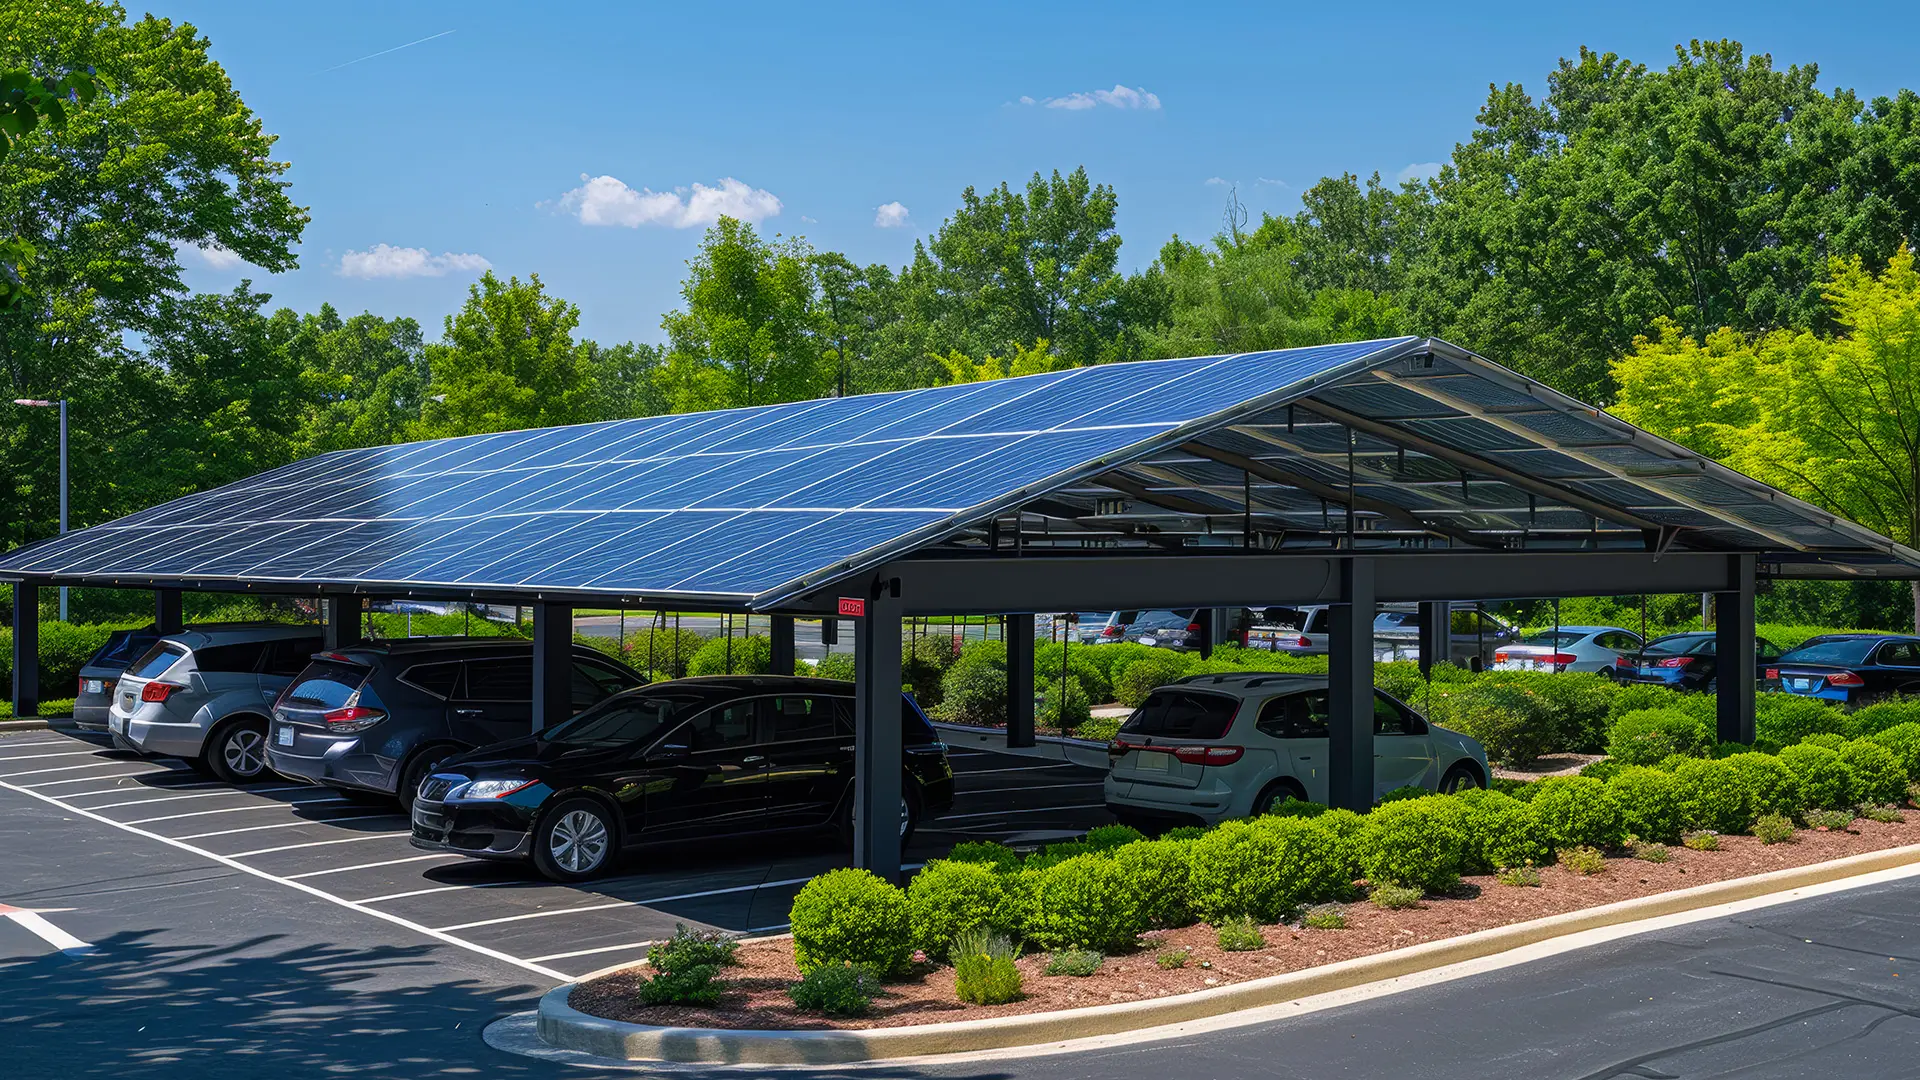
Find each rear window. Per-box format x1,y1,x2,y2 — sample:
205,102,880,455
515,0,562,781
1780,639,1878,666
283,660,371,709
1518,632,1585,648
1643,635,1705,656
194,641,268,673
93,630,160,667
1120,690,1239,740
127,643,188,679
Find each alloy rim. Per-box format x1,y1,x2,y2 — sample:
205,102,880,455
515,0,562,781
225,729,265,776
551,809,609,873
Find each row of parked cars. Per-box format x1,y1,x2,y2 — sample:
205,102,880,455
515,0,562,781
73,623,956,882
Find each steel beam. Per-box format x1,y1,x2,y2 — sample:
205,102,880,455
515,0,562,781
1006,613,1036,749
11,582,39,718
531,601,573,733
322,597,363,651
871,551,1739,615
770,615,796,675
1716,555,1757,744
1328,559,1375,811
154,588,183,634
852,585,904,881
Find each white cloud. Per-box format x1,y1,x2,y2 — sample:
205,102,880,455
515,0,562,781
338,244,492,280
1257,176,1290,188
1397,161,1443,184
873,201,910,228
1204,177,1230,186
179,242,246,270
1026,84,1162,111
556,174,782,228
800,214,818,223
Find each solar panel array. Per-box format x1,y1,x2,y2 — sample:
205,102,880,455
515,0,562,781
0,338,1415,601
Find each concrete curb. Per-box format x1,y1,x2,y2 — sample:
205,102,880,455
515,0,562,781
932,721,1110,770
536,841,1920,1065
0,718,52,733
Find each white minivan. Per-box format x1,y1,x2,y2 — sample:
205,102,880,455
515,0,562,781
1102,672,1488,827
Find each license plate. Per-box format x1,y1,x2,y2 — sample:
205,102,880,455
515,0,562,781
1791,678,1814,691
1132,751,1169,772
84,679,103,695
276,726,295,747
1137,635,1157,645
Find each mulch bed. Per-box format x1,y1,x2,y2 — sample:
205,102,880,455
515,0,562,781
569,813,1919,1031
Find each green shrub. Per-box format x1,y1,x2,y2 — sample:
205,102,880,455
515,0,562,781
1163,825,1207,841
1034,641,1113,704
1606,681,1695,720
1188,817,1348,922
908,860,1009,962
1495,864,1542,886
1800,732,1848,751
789,868,914,977
812,652,857,682
1529,776,1624,851
946,841,1020,872
1839,739,1908,804
1752,813,1796,844
1452,789,1549,871
1369,883,1424,908
648,924,739,974
787,962,882,1016
1038,680,1092,733
1868,722,1920,782
1631,841,1670,863
1024,854,1146,952
1301,904,1347,929
1479,669,1620,753
1379,785,1429,803
1607,708,1713,765
1045,949,1105,976
1352,797,1468,892
1112,840,1193,929
1778,743,1857,811
636,964,724,1006
903,633,961,707
1429,682,1555,766
1306,808,1368,885
1753,693,1847,749
1113,653,1195,707
1558,845,1606,874
1156,946,1191,969
932,661,1007,727
1859,803,1905,823
1843,698,1920,739
1268,799,1330,819
1605,766,1686,844
1669,757,1749,834
1216,915,1266,950
618,626,708,679
1579,759,1625,782
1805,807,1857,830
950,929,1021,1004
1721,752,1802,824
685,634,771,676
1076,714,1122,742
1023,840,1092,872
1681,829,1720,851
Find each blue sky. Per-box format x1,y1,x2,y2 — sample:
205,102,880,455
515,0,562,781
167,0,1920,347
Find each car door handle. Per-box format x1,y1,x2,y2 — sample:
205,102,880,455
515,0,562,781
741,755,766,764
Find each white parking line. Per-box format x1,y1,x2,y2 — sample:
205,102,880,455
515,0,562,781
176,813,400,840
226,832,410,858
123,797,347,824
0,739,70,750
23,768,186,789
958,781,1107,796
432,866,927,934
0,906,93,955
0,777,571,982
0,760,138,779
528,939,658,964
0,750,110,763
284,854,461,880
955,763,1081,775
85,786,309,810
353,880,520,904
938,803,1107,821
62,782,226,798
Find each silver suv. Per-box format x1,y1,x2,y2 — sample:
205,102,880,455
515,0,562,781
108,624,325,782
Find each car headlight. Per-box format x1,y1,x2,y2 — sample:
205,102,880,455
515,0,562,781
450,779,536,800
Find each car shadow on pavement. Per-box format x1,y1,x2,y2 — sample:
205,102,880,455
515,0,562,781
0,927,1017,1080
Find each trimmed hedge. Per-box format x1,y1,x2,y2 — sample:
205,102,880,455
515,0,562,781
907,860,1008,962
1529,776,1624,850
789,869,914,977
1608,708,1713,766
1352,797,1469,892
1778,743,1857,811
1023,854,1147,952
1606,765,1686,844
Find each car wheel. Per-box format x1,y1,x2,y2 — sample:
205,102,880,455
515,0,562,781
206,717,270,782
396,746,458,812
532,797,616,882
1252,778,1307,817
1439,762,1484,794
838,783,920,852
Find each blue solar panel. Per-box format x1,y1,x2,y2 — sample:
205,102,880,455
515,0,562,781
0,339,1422,600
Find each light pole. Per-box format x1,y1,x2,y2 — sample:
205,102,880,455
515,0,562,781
12,398,67,621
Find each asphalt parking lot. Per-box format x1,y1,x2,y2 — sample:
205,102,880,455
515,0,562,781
0,725,1110,980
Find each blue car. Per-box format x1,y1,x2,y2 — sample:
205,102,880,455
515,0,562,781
1620,631,1781,693
1769,635,1920,706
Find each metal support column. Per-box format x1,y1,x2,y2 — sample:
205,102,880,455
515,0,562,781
322,597,362,651
1006,613,1035,749
531,602,573,733
11,582,39,718
154,588,183,634
1715,555,1757,744
852,583,904,881
821,618,839,648
1418,600,1451,678
770,615,796,675
1328,558,1376,811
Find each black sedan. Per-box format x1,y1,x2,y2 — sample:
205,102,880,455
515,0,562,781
409,676,956,881
1618,631,1781,692
1769,635,1920,707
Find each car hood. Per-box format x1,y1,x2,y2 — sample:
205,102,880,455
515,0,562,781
440,735,630,774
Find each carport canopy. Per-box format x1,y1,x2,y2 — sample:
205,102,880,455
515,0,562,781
8,336,1919,878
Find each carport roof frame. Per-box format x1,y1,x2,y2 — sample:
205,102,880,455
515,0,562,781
3,336,1916,611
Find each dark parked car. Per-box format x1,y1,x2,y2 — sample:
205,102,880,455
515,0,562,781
409,675,957,882
1126,609,1205,651
267,638,647,809
1619,631,1781,692
1769,636,1920,706
72,626,163,731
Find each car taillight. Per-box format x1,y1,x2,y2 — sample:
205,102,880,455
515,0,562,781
1171,745,1244,766
1494,651,1509,663
1826,671,1866,687
1101,626,1123,637
1547,653,1577,668
140,682,179,702
1765,668,1780,680
323,705,386,733
1295,636,1311,647
1656,656,1693,668
1186,622,1203,634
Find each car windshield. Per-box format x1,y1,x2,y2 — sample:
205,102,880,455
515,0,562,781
1254,608,1312,631
1642,635,1706,656
1074,613,1110,625
126,643,187,680
538,693,698,746
282,659,370,709
1120,690,1238,740
1131,610,1191,630
1517,632,1586,648
1779,639,1879,666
